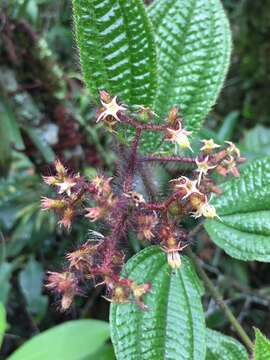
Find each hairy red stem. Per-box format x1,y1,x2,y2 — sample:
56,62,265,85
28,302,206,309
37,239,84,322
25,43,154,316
139,155,196,164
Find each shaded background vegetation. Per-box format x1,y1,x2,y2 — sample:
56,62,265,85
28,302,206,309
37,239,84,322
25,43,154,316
0,0,270,358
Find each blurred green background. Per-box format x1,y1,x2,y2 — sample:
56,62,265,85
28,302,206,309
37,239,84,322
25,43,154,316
1,0,270,358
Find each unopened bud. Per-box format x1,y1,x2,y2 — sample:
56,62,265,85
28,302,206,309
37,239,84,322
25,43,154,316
167,251,181,269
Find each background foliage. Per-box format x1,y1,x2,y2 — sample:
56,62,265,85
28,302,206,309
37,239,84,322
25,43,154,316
1,0,270,358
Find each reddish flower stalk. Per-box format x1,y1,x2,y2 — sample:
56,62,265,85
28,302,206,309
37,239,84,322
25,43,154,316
139,155,196,164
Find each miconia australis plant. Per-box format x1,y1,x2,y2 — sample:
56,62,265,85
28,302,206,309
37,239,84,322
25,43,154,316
40,0,270,359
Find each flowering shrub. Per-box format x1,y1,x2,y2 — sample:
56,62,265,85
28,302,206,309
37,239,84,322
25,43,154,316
38,0,270,359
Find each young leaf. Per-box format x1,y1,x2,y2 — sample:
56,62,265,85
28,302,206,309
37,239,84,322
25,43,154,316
206,329,248,360
205,157,270,261
7,320,110,360
253,328,270,360
110,246,206,360
72,0,157,107
148,0,231,132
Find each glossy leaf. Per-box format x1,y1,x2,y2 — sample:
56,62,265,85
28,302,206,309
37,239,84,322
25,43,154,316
7,320,110,360
87,344,115,360
72,0,157,107
206,329,248,360
0,302,7,349
148,0,231,133
254,328,270,360
110,246,206,360
205,157,270,261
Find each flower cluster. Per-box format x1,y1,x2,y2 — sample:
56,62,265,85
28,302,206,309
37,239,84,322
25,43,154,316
42,92,244,311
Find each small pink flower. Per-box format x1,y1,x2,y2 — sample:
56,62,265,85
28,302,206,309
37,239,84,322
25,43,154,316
58,208,74,230
166,121,193,152
195,156,216,184
97,95,126,123
41,197,65,210
174,176,202,199
42,176,58,186
200,139,220,153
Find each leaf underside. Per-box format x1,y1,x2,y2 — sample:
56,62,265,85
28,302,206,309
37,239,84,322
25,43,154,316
72,0,157,108
144,0,232,153
205,156,270,261
110,246,206,360
206,329,248,360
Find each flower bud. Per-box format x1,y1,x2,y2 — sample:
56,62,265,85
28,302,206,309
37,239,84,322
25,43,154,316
58,207,74,230
167,107,178,124
167,251,181,269
41,197,66,210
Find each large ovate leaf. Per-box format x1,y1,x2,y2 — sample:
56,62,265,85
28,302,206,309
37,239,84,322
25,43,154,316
253,328,270,360
148,0,231,133
205,157,270,261
206,329,248,360
110,246,206,360
72,0,157,107
7,320,110,360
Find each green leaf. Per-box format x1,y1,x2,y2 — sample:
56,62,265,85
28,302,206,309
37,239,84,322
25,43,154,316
254,328,270,360
7,320,110,360
206,329,248,360
241,125,270,159
0,302,7,349
0,262,13,305
110,246,206,360
205,157,270,261
148,0,231,132
72,0,157,107
87,344,115,360
217,111,239,142
18,257,48,317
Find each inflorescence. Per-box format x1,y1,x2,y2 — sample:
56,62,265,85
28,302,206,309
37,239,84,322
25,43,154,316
42,91,245,311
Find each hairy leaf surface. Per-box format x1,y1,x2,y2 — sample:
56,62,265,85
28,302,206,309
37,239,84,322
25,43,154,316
72,0,157,107
206,329,248,360
110,246,206,360
148,0,231,133
205,157,270,261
